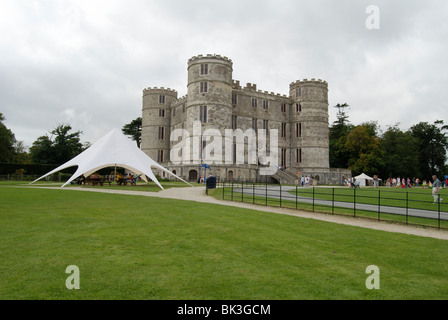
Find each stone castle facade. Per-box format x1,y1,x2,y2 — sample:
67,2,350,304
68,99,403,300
141,54,350,184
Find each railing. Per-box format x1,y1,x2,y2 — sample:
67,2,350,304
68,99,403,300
0,174,71,182
218,181,448,230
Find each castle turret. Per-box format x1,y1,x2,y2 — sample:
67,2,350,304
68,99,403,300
141,87,177,163
289,79,329,170
186,54,233,163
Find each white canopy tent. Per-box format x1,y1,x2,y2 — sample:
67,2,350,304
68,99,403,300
354,173,373,187
30,128,191,189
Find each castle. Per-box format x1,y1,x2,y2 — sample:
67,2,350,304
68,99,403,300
141,54,350,184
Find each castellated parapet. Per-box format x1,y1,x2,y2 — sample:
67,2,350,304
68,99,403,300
140,55,350,185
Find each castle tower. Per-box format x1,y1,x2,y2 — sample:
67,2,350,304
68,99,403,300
289,79,330,171
141,87,178,164
186,54,233,163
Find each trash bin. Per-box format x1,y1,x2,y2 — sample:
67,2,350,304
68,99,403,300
206,175,216,191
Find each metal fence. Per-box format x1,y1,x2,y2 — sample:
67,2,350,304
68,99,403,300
0,174,72,182
218,181,448,230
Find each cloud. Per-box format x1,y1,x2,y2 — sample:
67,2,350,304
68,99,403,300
0,0,447,148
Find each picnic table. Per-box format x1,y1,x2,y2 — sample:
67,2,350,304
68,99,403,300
116,176,127,185
85,176,113,186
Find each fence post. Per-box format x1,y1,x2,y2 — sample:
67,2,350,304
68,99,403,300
265,182,268,206
438,198,441,229
242,182,244,202
353,187,356,218
312,187,315,212
295,185,298,210
231,181,234,201
378,190,381,221
222,181,225,200
406,192,408,225
253,183,255,204
279,183,282,208
332,187,335,215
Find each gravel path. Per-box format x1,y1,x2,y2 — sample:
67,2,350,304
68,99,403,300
36,185,448,240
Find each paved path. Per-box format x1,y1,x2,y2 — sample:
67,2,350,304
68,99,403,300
32,185,448,240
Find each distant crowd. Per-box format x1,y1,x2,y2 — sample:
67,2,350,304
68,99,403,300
342,176,448,189
385,177,448,189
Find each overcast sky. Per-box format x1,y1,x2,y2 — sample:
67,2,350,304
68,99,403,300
1,0,447,147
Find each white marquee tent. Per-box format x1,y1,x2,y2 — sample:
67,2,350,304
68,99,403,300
354,173,374,187
30,128,191,189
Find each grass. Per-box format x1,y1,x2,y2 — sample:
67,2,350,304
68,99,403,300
1,186,448,299
291,186,448,211
66,181,195,192
0,179,195,192
212,185,448,229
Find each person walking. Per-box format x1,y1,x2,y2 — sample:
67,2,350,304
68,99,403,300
432,175,443,204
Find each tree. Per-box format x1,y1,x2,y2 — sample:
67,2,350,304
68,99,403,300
410,120,448,178
360,121,381,138
345,125,384,176
30,135,54,164
379,125,420,178
0,113,17,163
30,124,84,165
51,124,84,164
13,140,31,164
122,117,142,148
329,103,353,168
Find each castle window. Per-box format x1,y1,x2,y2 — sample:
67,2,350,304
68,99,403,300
232,94,237,106
252,118,258,131
172,108,176,117
281,148,286,167
183,104,185,113
200,82,208,93
263,119,269,136
232,115,237,130
159,95,165,104
251,98,257,108
296,88,301,97
296,148,302,163
200,105,207,123
281,123,287,138
262,100,269,110
157,149,164,162
159,108,165,117
296,103,302,112
201,63,208,75
296,122,302,138
201,140,207,160
281,103,287,113
158,127,165,140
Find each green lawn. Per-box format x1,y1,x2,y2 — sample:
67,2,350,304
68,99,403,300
291,186,448,211
213,186,448,229
1,186,448,299
65,181,195,192
0,180,194,192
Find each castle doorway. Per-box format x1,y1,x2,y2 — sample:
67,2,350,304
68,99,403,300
228,170,234,181
188,170,198,182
